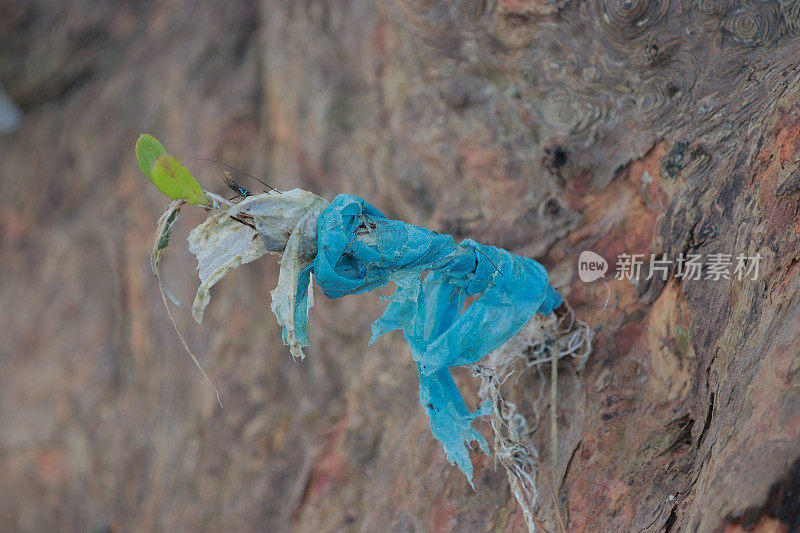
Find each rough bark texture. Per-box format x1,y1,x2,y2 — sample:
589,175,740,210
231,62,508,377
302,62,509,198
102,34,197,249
1,1,799,531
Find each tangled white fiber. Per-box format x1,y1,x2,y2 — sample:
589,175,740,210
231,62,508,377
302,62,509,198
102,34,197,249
472,304,592,532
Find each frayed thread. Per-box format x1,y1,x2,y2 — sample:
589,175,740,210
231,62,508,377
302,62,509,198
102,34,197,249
473,304,592,532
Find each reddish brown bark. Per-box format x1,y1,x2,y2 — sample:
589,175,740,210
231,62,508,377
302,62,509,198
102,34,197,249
1,1,799,531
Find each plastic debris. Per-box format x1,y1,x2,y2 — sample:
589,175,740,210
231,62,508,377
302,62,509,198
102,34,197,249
293,194,564,485
170,188,566,486
187,189,328,359
140,137,587,526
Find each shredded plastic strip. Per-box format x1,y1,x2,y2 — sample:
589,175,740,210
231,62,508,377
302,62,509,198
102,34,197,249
287,194,563,485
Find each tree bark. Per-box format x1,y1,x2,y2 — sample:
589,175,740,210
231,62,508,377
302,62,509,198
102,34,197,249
1,0,799,531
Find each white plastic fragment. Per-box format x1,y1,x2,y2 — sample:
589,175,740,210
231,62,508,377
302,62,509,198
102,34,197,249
232,188,328,258
269,211,318,359
187,189,328,358
188,212,269,323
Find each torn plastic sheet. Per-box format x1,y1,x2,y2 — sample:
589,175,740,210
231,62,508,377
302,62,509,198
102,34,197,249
296,194,563,485
184,191,561,485
188,210,269,322
187,189,328,358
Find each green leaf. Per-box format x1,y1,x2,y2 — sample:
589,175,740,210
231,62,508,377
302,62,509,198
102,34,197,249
135,134,207,205
135,134,167,180
150,154,206,205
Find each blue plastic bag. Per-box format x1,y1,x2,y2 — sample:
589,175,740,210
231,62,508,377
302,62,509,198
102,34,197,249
289,194,562,485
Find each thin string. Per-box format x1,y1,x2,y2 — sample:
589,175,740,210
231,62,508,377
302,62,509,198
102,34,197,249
592,278,612,327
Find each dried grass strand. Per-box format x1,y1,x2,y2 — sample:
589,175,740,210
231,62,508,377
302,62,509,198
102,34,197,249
151,200,223,408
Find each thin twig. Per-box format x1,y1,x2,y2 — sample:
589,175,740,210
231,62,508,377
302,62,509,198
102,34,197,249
536,460,567,533
157,277,223,408
550,345,564,533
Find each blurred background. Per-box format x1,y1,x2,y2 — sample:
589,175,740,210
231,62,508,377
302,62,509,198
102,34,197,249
0,1,532,530
3,1,800,531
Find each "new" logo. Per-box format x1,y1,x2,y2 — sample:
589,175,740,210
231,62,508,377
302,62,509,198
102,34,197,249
578,251,608,282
